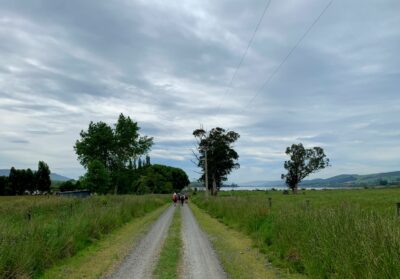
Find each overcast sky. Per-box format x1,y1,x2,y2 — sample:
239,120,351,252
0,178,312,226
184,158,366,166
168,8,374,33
0,0,399,183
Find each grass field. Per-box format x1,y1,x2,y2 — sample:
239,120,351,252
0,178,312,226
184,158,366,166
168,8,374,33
192,187,400,278
0,195,168,279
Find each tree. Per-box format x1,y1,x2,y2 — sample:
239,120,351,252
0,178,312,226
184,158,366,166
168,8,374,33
281,143,330,193
0,176,9,196
114,114,153,167
74,114,153,194
193,127,240,195
8,167,19,195
36,161,51,193
59,180,77,192
74,121,115,170
83,160,110,194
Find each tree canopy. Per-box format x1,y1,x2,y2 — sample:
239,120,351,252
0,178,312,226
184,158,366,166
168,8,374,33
73,114,188,195
0,162,51,195
193,127,240,195
74,113,153,172
281,143,330,192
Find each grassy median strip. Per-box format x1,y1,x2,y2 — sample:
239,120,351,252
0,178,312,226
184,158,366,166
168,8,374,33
40,204,169,279
190,203,303,279
153,207,182,279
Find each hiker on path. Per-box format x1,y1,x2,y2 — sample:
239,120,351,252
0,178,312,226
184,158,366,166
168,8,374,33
172,192,178,206
180,193,185,206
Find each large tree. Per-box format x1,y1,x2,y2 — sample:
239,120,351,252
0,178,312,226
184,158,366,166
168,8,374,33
83,160,110,194
74,121,115,170
193,127,240,195
74,114,153,194
281,143,330,192
36,161,51,193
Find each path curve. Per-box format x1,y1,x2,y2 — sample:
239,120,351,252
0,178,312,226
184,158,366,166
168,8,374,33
107,205,175,279
181,204,227,279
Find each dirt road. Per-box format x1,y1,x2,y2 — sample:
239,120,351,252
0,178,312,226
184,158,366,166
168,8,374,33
181,204,227,279
107,206,175,279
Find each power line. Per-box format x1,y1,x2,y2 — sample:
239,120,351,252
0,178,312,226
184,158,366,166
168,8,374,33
215,0,272,115
242,0,334,111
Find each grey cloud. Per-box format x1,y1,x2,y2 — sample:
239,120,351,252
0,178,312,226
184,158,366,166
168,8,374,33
0,0,399,182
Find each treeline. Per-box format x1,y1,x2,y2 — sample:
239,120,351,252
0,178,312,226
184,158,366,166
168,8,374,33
76,161,189,194
0,161,51,195
73,114,189,194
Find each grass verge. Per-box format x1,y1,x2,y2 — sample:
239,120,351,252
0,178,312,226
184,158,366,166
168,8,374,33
190,203,302,279
40,204,169,279
0,195,168,278
192,188,400,278
153,207,182,279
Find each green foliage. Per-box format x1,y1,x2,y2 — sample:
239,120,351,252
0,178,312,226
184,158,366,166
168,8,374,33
114,114,153,167
36,161,51,192
281,143,329,192
193,127,240,195
1,163,51,195
82,160,110,194
0,177,8,196
193,188,400,278
59,180,82,192
130,164,189,194
0,195,167,278
74,121,115,170
74,114,154,194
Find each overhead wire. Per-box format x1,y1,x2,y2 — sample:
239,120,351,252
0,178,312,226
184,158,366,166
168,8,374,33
241,0,334,111
214,0,272,115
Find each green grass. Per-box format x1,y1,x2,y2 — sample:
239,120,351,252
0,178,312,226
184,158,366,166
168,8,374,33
193,187,400,278
190,203,303,279
0,195,168,279
40,204,169,279
153,207,182,279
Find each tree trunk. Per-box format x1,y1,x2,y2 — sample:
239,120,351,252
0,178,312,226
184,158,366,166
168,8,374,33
212,176,217,196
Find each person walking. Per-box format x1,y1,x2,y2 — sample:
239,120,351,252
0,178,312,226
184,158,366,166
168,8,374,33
180,193,185,206
172,192,178,206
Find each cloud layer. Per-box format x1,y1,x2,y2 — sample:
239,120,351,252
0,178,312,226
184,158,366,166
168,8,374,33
1,0,399,182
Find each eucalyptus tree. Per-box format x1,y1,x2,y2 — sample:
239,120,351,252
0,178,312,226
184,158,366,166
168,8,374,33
193,127,240,195
281,143,330,193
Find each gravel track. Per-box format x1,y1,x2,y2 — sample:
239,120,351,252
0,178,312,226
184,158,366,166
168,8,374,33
181,204,227,279
107,205,175,279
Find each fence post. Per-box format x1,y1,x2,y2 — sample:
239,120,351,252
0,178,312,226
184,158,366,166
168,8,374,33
268,197,272,209
26,210,32,221
397,202,400,217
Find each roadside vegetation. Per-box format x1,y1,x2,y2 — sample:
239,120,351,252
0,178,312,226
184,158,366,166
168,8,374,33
153,208,182,279
41,204,169,279
192,188,400,278
190,203,299,279
0,195,167,278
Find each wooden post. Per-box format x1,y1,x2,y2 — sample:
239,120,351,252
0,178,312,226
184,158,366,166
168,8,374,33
26,210,31,221
397,203,400,217
268,197,272,209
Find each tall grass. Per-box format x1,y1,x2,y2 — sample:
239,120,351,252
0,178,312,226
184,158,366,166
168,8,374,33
0,195,167,278
193,188,400,278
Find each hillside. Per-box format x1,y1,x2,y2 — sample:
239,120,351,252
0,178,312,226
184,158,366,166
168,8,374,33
236,171,400,188
0,169,71,181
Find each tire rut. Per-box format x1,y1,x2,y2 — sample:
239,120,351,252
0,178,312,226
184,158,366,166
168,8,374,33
106,205,175,279
181,204,227,279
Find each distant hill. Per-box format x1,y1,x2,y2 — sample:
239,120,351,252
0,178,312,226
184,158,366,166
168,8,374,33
0,169,71,181
236,171,400,188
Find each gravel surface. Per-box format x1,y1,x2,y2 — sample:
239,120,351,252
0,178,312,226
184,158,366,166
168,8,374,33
107,205,175,279
181,204,227,279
